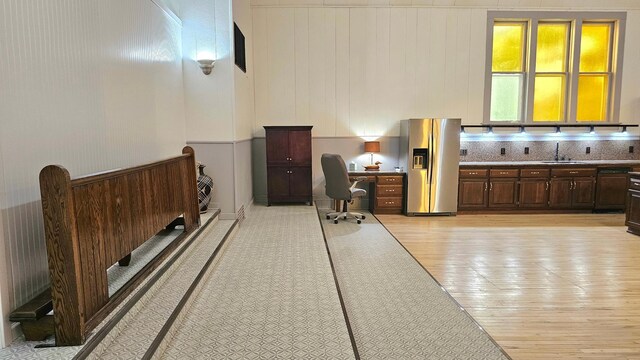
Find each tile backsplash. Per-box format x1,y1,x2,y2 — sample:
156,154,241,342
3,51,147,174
460,139,640,162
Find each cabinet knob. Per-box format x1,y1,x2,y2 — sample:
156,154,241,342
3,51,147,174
569,171,578,174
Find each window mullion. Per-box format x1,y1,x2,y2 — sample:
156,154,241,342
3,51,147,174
524,19,538,124
567,18,583,124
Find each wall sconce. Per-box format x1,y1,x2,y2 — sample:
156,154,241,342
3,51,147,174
197,59,215,75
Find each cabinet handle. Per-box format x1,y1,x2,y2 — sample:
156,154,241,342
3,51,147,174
484,182,488,191
632,181,640,186
500,171,508,175
546,182,549,190
489,182,493,191
569,171,578,174
470,172,477,175
531,171,539,175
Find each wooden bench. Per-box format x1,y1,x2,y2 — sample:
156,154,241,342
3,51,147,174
8,289,54,341
37,146,200,345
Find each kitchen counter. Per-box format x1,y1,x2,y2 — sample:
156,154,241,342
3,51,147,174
460,160,640,167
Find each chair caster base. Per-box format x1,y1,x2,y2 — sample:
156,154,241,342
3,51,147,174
334,219,338,224
357,219,361,224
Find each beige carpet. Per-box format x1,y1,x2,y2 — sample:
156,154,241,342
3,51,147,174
156,205,355,359
320,209,510,360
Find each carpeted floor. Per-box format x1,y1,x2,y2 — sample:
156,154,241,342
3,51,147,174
320,209,510,360
157,205,355,359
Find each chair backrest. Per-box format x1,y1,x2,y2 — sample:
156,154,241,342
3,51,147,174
321,153,352,201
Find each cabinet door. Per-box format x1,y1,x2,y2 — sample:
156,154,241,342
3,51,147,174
458,179,488,209
288,167,312,198
626,190,640,229
288,130,311,166
549,178,572,208
595,174,629,210
267,166,290,198
488,179,518,208
266,130,290,166
519,179,549,208
572,177,596,208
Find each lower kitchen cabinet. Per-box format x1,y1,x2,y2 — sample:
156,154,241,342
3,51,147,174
627,174,640,235
573,177,596,208
549,178,573,208
458,165,622,213
458,179,488,209
596,173,629,210
488,179,518,208
519,179,549,208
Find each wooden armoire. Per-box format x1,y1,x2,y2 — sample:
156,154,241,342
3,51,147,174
264,126,313,206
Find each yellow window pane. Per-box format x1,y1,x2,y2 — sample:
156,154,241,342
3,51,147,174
576,75,609,122
580,23,611,72
536,23,569,72
533,75,565,122
492,23,526,72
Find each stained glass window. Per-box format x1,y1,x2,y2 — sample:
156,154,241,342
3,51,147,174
492,23,526,72
490,22,526,122
533,75,565,122
577,23,612,122
488,16,619,124
532,23,569,122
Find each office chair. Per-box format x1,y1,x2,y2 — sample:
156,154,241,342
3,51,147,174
321,153,367,224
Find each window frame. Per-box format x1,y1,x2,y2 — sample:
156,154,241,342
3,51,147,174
483,11,626,125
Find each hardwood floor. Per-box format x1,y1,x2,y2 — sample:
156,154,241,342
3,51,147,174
376,213,640,360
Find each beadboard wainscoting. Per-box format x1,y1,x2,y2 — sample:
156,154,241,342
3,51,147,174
0,0,186,344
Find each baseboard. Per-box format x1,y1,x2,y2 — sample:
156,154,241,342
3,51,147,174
219,212,237,220
10,321,21,343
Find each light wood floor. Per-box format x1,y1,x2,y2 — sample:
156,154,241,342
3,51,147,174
377,213,640,360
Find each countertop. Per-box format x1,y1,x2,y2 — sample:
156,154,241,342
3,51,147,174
460,160,640,167
348,171,405,175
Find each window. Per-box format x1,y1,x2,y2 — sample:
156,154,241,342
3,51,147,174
485,12,626,124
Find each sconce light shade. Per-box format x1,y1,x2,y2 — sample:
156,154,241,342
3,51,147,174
197,59,215,75
364,141,380,153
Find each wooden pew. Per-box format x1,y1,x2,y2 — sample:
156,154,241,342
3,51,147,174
36,146,200,345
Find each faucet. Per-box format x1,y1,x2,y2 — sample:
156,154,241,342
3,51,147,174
554,142,559,162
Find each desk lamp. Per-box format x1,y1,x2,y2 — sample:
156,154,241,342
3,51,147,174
364,141,381,171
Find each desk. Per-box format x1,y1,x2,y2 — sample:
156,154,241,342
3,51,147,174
345,171,406,215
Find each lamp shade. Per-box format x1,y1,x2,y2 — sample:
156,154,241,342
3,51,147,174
364,141,380,153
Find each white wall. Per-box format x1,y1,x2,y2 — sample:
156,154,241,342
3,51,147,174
181,0,236,142
0,147,9,346
252,2,640,137
180,0,255,217
0,0,186,345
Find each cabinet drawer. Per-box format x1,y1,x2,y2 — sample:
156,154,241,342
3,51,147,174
349,176,375,182
377,176,403,185
521,169,550,178
376,197,403,208
551,168,596,177
459,169,488,178
490,169,519,178
630,177,640,191
376,185,403,197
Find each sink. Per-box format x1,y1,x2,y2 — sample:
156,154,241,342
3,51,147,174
541,161,584,164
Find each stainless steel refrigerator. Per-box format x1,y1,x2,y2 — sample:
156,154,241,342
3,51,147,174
399,118,461,215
